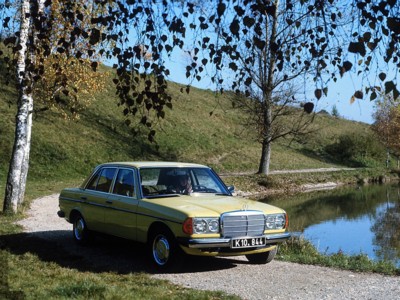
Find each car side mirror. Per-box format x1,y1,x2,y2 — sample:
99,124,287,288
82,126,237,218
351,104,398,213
227,185,235,194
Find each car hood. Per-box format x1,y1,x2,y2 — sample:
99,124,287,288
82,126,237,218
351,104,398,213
145,194,285,217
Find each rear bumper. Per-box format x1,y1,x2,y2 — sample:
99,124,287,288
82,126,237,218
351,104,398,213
178,232,291,249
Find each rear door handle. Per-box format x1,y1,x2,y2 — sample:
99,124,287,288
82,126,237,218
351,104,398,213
106,200,113,204
80,196,87,200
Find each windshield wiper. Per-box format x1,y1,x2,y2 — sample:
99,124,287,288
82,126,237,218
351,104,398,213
144,194,180,199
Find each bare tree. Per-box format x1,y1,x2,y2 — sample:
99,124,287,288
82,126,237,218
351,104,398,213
194,0,347,174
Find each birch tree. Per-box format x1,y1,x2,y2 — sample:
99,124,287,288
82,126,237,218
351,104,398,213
3,0,34,213
1,0,198,213
2,0,107,213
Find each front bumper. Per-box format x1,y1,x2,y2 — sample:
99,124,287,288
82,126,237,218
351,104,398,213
177,232,291,249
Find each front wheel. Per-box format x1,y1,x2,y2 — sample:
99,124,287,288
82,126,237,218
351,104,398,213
245,246,278,264
149,227,182,270
72,214,91,245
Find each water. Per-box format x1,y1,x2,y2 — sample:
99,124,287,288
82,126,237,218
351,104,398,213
263,184,400,267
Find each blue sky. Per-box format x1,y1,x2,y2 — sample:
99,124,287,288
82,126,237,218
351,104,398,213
164,49,377,125
316,75,376,124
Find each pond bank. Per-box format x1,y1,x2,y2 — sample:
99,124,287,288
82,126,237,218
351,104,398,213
221,167,399,198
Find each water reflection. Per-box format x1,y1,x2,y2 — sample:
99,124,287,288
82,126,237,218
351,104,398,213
262,184,400,266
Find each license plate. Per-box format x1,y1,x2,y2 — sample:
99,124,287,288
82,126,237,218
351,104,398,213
231,237,266,249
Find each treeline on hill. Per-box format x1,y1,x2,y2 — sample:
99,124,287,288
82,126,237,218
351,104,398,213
0,63,387,193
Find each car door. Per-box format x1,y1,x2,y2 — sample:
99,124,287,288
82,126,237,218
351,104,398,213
104,168,139,240
82,167,117,233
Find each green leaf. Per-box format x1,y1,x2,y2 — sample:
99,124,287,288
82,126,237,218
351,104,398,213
340,61,353,76
394,88,400,100
314,89,322,100
385,81,395,94
387,18,400,34
229,62,238,71
243,16,255,28
303,102,314,114
354,90,363,99
217,2,226,17
89,28,101,45
348,42,366,56
230,19,240,36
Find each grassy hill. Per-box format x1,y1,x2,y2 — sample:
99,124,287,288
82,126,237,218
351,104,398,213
0,66,386,203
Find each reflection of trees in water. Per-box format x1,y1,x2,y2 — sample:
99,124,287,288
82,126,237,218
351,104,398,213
371,188,400,262
265,184,398,232
265,184,400,264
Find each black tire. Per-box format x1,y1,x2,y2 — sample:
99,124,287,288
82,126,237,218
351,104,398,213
245,246,278,264
149,227,182,271
72,214,91,245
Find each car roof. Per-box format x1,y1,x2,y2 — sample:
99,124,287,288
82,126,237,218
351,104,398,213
99,161,209,169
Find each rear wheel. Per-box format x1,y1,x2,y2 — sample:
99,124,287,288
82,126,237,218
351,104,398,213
72,214,91,245
245,246,278,264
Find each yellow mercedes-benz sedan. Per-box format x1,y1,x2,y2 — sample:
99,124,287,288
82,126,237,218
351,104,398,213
58,162,290,269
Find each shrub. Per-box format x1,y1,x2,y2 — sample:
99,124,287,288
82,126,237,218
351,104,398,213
325,133,385,167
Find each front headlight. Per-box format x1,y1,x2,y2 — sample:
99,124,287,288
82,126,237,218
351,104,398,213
265,213,287,230
193,219,208,233
184,217,220,234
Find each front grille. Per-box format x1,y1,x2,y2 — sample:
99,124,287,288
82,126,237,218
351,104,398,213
221,211,265,238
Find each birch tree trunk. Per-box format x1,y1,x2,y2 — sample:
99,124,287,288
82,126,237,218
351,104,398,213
17,0,46,205
3,0,32,213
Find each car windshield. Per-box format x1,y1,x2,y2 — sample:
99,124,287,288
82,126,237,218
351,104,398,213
139,167,230,198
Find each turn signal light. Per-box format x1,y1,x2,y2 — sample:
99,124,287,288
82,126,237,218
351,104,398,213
182,217,193,235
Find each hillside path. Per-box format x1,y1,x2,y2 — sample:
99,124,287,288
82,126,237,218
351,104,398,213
15,194,400,300
219,167,357,176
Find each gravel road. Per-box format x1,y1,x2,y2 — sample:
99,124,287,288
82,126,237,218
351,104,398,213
16,194,400,300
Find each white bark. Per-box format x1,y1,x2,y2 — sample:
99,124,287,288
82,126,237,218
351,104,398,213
17,0,46,205
4,0,32,213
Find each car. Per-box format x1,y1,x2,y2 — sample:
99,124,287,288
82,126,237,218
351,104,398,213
58,162,290,269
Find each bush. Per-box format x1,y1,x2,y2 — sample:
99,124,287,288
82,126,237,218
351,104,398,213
325,133,385,167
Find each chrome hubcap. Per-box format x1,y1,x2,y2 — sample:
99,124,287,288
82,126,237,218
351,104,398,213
74,218,84,240
152,235,170,266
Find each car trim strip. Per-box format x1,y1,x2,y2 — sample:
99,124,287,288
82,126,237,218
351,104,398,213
60,196,182,225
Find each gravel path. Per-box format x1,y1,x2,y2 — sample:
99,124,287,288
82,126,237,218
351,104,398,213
16,194,400,300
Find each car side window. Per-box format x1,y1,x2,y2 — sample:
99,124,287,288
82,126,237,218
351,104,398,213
86,171,101,190
113,169,135,197
87,167,117,193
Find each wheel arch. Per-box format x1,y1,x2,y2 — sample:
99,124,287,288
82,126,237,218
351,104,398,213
147,221,175,244
69,209,84,224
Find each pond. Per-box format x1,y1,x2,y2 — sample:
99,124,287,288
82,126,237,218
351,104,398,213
262,183,400,267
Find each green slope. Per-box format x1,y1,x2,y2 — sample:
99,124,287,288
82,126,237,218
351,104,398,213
0,67,383,202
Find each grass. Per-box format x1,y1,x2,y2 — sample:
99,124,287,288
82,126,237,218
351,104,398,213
278,236,399,276
221,167,393,195
0,212,238,299
0,249,238,299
